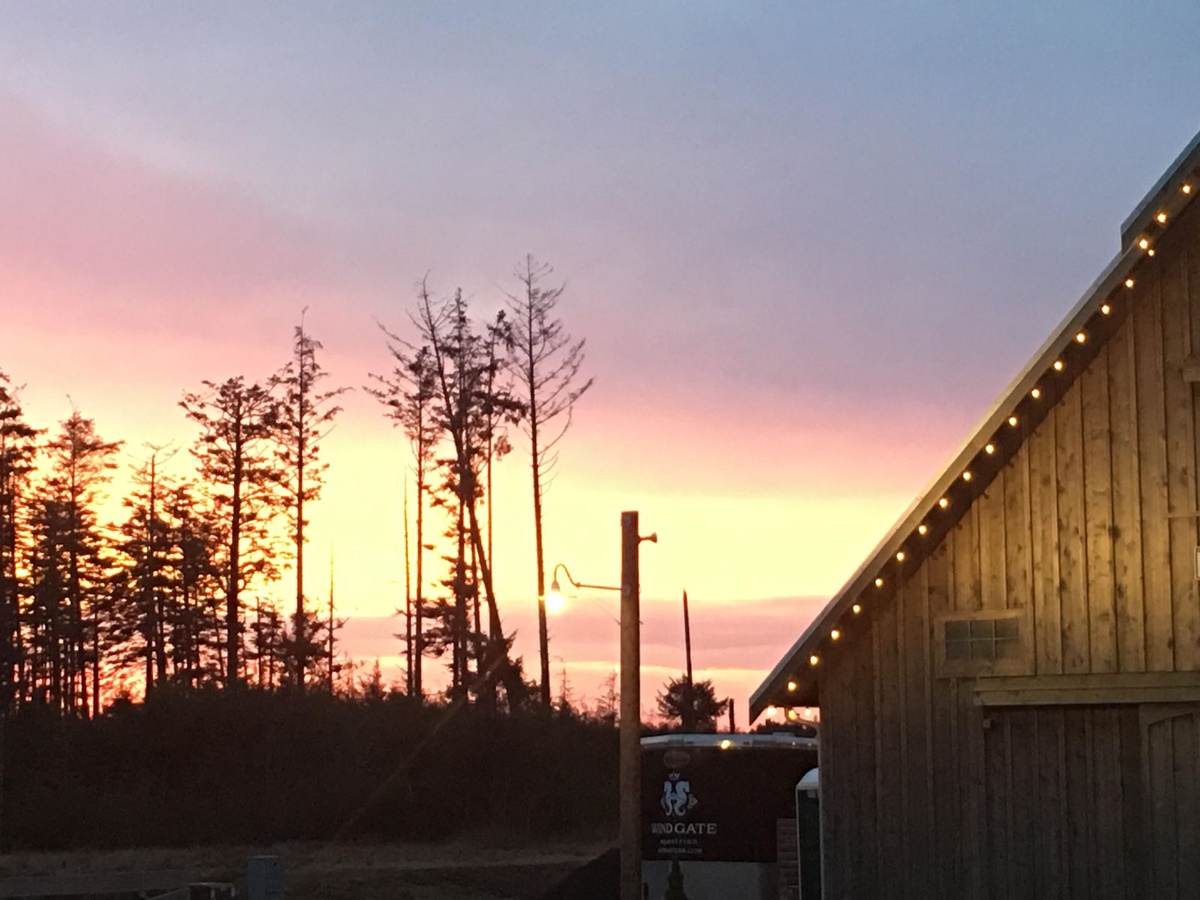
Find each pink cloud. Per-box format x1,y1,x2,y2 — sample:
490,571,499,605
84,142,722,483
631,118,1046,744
0,91,332,318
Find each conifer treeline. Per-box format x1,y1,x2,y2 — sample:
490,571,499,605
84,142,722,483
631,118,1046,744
0,318,345,715
0,256,589,716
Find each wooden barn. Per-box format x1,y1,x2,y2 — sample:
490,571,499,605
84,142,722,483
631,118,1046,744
751,131,1200,899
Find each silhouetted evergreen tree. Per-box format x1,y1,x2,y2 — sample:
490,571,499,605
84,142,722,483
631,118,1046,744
272,316,346,690
656,675,728,733
415,284,523,706
0,373,39,710
26,412,120,716
505,255,592,707
181,378,283,687
368,326,439,697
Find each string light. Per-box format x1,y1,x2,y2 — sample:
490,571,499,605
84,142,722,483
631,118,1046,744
852,603,862,614
1138,238,1150,250
809,654,819,667
719,738,732,750
787,708,799,720
918,523,929,535
1148,249,1156,257
766,705,777,716
787,680,797,692
1008,416,1019,427
1125,278,1135,288
1101,303,1111,315
1053,360,1064,372
875,577,884,587
939,497,949,509
1031,387,1042,399
962,470,973,482
1075,331,1087,344
984,443,995,455
1156,212,1168,224
830,629,841,641
896,550,906,562
1184,184,1193,195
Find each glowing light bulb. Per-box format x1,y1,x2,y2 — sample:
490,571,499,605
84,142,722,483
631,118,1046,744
1125,278,1135,288
787,708,799,720
939,497,949,509
1184,184,1193,195
1031,387,1041,400
719,738,732,750
809,654,819,667
1053,360,1063,372
1008,415,1019,427
1139,238,1150,250
1157,212,1168,224
787,680,797,692
1101,303,1111,315
962,470,973,482
830,629,841,641
896,550,906,562
918,523,929,535
875,577,884,587
1076,332,1087,344
766,705,777,716
1148,249,1156,257
852,603,862,614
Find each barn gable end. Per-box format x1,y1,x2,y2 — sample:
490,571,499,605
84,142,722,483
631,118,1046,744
753,132,1200,898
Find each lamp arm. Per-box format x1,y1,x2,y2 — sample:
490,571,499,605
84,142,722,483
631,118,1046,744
550,562,620,593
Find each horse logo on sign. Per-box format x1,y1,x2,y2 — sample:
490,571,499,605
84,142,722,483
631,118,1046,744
661,771,698,818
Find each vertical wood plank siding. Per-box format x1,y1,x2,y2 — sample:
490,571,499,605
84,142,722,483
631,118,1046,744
818,199,1200,896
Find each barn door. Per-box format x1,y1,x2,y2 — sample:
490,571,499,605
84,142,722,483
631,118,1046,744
1141,704,1200,899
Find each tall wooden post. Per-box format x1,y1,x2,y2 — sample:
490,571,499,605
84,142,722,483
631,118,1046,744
620,511,641,900
682,589,693,687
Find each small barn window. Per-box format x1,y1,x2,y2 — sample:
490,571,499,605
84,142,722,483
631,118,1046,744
937,609,1031,677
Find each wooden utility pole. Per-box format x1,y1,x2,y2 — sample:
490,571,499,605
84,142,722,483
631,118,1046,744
620,512,655,900
682,590,693,687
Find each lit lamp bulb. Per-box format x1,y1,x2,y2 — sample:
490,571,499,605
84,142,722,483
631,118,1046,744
766,705,777,716
852,603,862,614
1075,331,1087,344
1101,303,1111,315
787,680,798,692
962,470,973,482
787,708,799,721
1125,278,1135,289
896,550,906,562
719,739,732,750
1031,387,1041,399
545,578,566,614
939,497,949,509
875,577,884,588
1156,212,1168,224
808,654,820,667
1138,238,1150,250
1053,360,1063,372
1008,415,1019,427
918,523,929,535
1184,184,1193,195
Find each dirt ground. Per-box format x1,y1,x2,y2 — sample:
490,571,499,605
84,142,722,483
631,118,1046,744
0,837,614,899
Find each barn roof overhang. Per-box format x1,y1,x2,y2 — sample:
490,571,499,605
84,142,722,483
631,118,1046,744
750,129,1200,720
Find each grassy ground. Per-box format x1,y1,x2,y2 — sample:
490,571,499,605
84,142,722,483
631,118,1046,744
0,837,614,900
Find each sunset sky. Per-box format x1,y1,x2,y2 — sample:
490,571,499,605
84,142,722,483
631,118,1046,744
3,3,1200,719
